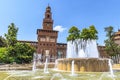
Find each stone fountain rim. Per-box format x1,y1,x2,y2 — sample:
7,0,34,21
57,58,110,61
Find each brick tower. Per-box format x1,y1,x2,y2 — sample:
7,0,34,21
37,5,58,62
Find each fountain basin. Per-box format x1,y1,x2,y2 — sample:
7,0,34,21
1,69,120,80
57,58,109,72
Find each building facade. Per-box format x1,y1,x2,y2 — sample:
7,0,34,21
114,29,120,45
36,6,66,62
97,45,109,58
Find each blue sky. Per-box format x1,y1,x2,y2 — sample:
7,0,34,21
0,0,120,45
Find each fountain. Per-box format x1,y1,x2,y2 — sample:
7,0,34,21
57,39,111,72
54,59,58,70
71,60,74,75
44,58,49,73
0,40,119,79
67,40,99,58
70,60,77,76
43,50,50,73
32,53,37,71
32,52,43,71
50,73,64,80
32,50,50,73
108,59,115,77
32,60,36,71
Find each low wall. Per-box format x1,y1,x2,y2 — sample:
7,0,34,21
57,58,109,72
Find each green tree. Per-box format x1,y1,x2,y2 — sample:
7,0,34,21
6,46,16,63
67,26,80,41
14,42,35,63
0,47,7,63
0,36,6,47
5,42,35,64
0,47,13,63
5,23,18,47
89,25,98,40
3,23,35,64
80,28,89,40
104,26,120,56
67,25,98,41
67,26,80,55
105,26,114,39
80,25,98,40
4,23,18,63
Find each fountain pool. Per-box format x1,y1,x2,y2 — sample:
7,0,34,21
0,69,120,80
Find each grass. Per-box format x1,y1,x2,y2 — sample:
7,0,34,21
0,71,9,80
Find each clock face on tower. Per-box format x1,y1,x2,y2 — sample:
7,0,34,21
46,23,50,26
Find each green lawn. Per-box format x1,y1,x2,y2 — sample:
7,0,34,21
0,71,9,80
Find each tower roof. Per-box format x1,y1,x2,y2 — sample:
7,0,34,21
46,5,51,12
46,5,51,9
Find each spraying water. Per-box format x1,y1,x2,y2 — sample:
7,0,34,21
108,59,115,78
32,53,36,71
50,73,64,80
71,60,75,76
32,53,42,71
37,54,42,65
69,60,78,76
67,39,99,58
54,59,58,70
44,58,49,73
32,60,36,71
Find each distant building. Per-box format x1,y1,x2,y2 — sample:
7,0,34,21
18,6,67,62
97,45,109,58
114,29,120,45
18,40,38,49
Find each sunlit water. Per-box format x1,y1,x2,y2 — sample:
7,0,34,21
4,39,118,80
44,58,49,73
108,59,115,78
0,69,120,80
67,39,99,58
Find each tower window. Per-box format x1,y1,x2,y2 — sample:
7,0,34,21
43,44,45,46
47,15,50,18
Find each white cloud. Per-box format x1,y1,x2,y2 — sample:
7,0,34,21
53,25,66,32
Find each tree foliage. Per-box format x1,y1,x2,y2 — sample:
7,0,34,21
67,26,80,41
15,43,35,63
67,25,98,41
0,23,35,64
89,25,98,40
80,28,90,40
104,26,114,39
0,47,8,63
5,23,18,47
0,36,6,47
104,26,120,56
10,42,35,63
